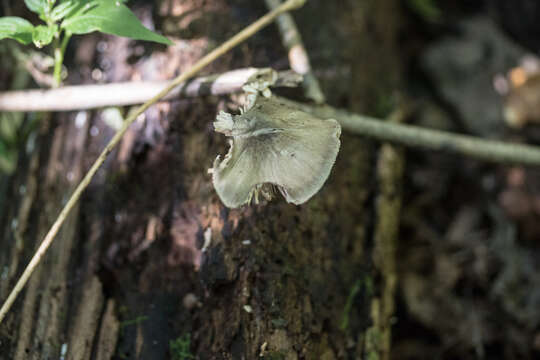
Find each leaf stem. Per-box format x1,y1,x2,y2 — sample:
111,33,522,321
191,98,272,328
52,32,70,88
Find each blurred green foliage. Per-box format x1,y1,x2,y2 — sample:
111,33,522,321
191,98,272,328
0,115,23,174
0,42,37,176
169,333,195,360
0,114,37,175
407,0,442,23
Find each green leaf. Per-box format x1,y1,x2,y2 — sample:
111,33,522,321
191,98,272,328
32,24,56,48
0,17,34,45
24,0,48,15
61,2,172,45
61,1,98,21
51,0,82,21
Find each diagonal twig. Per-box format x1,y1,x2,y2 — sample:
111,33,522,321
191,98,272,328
0,0,307,325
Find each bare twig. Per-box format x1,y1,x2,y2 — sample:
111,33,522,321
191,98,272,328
373,107,406,360
265,0,325,103
278,96,540,166
21,60,55,88
0,0,307,325
0,68,299,111
8,45,56,88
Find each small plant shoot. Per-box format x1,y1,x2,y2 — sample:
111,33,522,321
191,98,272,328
0,0,172,85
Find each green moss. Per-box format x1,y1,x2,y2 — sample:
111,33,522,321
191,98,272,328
263,351,286,360
119,315,148,328
271,318,288,328
169,333,195,360
118,314,148,338
374,93,396,118
407,0,441,22
340,275,373,331
365,327,383,360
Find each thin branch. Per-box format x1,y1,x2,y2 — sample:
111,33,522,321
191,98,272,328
278,97,540,166
3,67,540,166
7,45,56,87
0,68,298,111
265,0,325,103
0,0,307,325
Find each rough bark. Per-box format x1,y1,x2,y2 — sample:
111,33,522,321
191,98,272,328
0,1,404,359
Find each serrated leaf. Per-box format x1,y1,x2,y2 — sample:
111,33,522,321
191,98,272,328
24,0,48,15
0,17,34,45
32,24,56,48
61,2,172,45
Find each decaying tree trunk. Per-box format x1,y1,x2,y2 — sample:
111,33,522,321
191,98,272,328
0,1,405,359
